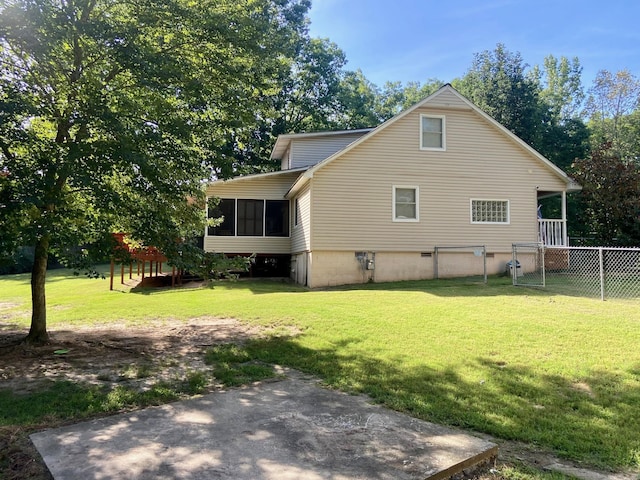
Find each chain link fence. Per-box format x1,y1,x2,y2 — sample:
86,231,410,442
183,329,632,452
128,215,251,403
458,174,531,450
434,245,487,283
512,244,640,300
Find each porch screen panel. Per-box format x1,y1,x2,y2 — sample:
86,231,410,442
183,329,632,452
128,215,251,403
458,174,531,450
237,199,264,236
265,200,289,237
208,198,235,236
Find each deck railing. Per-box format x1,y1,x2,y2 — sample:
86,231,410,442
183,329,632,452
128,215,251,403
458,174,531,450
538,219,567,246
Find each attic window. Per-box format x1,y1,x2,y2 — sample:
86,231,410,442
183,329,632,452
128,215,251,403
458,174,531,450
420,114,445,151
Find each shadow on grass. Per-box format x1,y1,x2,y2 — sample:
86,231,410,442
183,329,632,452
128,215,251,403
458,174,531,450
129,278,308,296
244,336,640,471
125,275,535,298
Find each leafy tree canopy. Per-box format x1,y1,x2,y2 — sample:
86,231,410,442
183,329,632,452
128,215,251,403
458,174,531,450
572,143,640,245
0,0,309,342
584,69,640,160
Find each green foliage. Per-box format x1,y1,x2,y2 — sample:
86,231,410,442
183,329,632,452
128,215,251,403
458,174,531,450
572,143,640,245
455,44,545,148
454,45,589,170
496,462,575,480
585,69,640,160
334,69,382,128
0,0,309,340
533,55,585,121
205,344,276,387
181,371,208,395
205,344,252,364
278,37,347,133
167,240,253,282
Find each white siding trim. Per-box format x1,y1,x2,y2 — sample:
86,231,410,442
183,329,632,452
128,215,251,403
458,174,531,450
419,114,446,151
393,185,420,222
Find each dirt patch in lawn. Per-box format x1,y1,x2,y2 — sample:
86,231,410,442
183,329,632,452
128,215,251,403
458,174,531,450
0,318,291,395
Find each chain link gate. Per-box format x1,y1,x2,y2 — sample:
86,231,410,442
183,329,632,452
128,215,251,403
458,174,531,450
511,243,545,287
512,244,640,300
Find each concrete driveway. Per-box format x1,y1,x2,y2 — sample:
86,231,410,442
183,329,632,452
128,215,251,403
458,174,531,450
31,369,497,479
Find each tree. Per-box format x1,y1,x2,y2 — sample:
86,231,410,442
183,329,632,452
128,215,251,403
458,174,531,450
455,44,545,148
333,69,381,129
275,37,347,133
0,0,308,343
584,69,640,159
572,143,640,245
532,55,585,122
374,79,443,121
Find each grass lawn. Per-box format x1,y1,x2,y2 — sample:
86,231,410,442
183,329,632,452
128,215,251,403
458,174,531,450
1,268,639,474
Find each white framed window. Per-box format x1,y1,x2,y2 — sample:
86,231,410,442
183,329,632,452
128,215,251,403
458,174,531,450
393,186,419,222
471,199,510,224
420,114,445,150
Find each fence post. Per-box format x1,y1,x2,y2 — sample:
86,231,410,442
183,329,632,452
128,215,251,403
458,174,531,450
511,244,516,285
541,244,546,288
483,246,487,284
598,247,605,301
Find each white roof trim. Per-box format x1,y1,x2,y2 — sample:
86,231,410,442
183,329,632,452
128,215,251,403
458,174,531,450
207,167,307,187
286,84,580,197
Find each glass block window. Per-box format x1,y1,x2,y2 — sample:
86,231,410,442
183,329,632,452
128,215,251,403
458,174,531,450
471,199,510,224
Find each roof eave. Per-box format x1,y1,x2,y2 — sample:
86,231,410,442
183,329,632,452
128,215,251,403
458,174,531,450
206,167,307,187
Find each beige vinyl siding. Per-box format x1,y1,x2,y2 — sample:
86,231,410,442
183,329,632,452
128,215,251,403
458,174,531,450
204,172,299,254
205,236,290,255
205,171,300,199
310,105,567,253
425,88,473,109
291,183,312,254
290,133,368,169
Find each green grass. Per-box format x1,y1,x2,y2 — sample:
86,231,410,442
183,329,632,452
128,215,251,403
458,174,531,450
1,267,639,472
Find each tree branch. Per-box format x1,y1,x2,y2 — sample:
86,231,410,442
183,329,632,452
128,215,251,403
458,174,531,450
0,139,15,163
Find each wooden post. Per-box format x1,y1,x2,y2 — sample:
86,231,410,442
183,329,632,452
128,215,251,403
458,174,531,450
149,260,153,277
137,260,141,276
159,261,163,274
172,266,176,287
109,259,115,291
155,260,159,276
120,263,124,284
129,262,133,279
141,260,145,279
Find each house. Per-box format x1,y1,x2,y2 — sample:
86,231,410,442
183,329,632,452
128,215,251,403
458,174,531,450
204,84,580,287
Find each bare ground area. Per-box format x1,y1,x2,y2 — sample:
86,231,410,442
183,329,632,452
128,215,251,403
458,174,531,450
0,320,633,480
0,317,274,395
0,318,289,480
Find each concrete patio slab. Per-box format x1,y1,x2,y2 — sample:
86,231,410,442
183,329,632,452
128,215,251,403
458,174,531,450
31,370,497,480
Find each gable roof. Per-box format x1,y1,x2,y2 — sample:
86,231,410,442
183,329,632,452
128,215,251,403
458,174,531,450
270,128,374,161
285,84,581,198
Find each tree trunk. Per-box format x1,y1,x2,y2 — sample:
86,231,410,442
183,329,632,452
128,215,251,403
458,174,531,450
26,235,50,344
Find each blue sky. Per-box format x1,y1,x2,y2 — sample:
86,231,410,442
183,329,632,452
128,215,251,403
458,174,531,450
307,0,640,89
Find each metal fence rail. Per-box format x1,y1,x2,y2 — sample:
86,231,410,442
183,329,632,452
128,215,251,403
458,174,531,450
434,245,487,283
512,244,640,300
